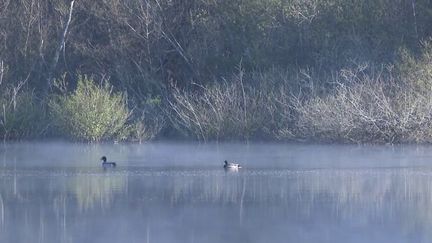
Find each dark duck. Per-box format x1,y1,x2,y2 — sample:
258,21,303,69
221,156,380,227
101,156,116,167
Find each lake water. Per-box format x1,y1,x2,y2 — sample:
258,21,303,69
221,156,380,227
0,142,432,243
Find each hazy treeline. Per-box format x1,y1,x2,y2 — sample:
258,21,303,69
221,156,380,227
2,0,432,142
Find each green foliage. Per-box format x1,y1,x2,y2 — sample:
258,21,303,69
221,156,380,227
0,91,47,140
49,76,130,141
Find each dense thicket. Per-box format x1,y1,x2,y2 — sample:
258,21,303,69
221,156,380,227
2,0,432,142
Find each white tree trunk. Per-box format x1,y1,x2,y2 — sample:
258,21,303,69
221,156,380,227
46,0,75,93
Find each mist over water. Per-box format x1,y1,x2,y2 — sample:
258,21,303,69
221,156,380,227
0,142,432,243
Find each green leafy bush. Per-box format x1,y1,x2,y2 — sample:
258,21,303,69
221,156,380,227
49,76,130,141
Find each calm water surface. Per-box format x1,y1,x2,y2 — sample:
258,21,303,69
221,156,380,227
0,142,432,243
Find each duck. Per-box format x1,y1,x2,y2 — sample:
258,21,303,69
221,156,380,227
101,156,116,167
223,160,241,169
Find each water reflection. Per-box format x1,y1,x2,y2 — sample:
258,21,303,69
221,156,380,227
70,172,127,211
1,142,432,242
0,167,430,242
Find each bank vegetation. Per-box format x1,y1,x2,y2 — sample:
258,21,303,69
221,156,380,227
2,0,432,143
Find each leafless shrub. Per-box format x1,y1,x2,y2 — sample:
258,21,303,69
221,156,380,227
289,66,432,143
295,81,398,142
168,76,269,141
131,112,165,143
287,0,321,24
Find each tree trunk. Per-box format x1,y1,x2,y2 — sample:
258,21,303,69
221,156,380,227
45,0,75,95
